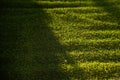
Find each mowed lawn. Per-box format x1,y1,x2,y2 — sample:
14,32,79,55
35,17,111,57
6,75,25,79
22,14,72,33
0,0,120,80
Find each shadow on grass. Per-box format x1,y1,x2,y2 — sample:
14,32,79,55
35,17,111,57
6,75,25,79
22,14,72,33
0,2,71,80
62,0,120,52
0,0,102,8
94,0,120,29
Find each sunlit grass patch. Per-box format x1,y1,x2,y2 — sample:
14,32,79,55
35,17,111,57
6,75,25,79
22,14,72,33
68,50,120,62
59,62,120,79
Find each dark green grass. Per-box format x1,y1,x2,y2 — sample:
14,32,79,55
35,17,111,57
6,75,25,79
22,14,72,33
0,0,120,80
0,8,68,80
1,0,120,8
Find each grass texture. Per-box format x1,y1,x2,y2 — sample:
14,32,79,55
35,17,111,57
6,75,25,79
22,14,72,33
0,0,120,80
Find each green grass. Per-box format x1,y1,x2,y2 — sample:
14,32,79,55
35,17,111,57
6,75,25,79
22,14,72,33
0,0,120,80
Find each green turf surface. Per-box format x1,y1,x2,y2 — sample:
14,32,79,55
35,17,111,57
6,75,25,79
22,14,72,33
0,0,120,80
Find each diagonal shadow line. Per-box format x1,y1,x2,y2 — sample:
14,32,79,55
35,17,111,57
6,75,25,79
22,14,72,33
0,1,72,80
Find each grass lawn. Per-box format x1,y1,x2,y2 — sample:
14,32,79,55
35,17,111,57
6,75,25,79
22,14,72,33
0,0,120,80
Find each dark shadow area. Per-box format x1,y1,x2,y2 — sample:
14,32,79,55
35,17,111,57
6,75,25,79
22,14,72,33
0,1,70,80
0,0,38,8
0,0,99,8
94,0,120,30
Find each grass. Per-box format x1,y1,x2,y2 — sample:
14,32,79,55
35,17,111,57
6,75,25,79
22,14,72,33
0,0,120,80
